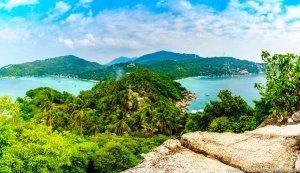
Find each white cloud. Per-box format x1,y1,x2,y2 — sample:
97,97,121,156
0,28,20,40
45,1,71,22
77,0,93,8
5,0,300,64
285,6,300,21
0,27,30,41
58,34,96,49
157,0,192,12
58,37,75,49
58,33,145,50
4,0,39,10
54,1,71,13
0,2,5,9
64,13,93,27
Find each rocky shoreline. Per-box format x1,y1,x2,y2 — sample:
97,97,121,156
175,91,196,112
0,75,101,83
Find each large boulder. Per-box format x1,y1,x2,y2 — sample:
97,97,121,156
124,124,300,173
123,139,242,173
181,124,300,172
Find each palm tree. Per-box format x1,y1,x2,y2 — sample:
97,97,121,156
71,97,91,136
111,110,131,135
36,89,57,134
88,109,101,135
139,104,162,136
112,118,131,135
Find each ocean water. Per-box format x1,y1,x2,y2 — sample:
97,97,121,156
0,75,265,110
0,76,96,99
178,75,266,111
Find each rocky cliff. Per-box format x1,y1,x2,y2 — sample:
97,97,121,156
123,124,300,173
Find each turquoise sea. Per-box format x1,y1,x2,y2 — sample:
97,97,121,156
178,74,266,111
0,76,96,99
0,75,265,111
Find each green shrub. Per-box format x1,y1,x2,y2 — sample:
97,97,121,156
93,142,139,173
255,51,300,118
208,117,233,132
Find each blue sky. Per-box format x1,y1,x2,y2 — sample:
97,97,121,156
0,0,300,65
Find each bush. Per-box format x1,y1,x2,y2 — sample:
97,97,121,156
93,142,139,173
208,117,233,132
186,90,256,133
256,51,300,118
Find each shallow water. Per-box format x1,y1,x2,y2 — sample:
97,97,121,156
178,75,266,111
0,76,96,99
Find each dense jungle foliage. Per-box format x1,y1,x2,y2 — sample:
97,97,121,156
1,69,186,172
0,97,169,172
185,90,266,133
0,51,294,172
18,69,187,137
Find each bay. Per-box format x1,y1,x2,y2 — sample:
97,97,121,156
0,76,96,99
178,74,266,111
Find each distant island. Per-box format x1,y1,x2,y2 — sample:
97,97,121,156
0,50,264,81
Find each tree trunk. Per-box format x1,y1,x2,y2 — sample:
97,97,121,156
80,119,83,136
50,114,52,135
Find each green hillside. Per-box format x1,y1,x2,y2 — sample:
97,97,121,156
106,56,136,65
1,64,269,172
148,57,264,79
19,69,187,137
76,57,264,81
76,63,146,81
0,52,264,81
133,50,201,65
0,55,103,77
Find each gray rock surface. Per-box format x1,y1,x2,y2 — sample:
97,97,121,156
296,154,300,170
123,140,242,173
292,112,300,123
124,124,300,173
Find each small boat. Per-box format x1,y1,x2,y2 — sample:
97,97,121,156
205,93,209,96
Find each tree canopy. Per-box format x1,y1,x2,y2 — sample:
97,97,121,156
256,51,300,119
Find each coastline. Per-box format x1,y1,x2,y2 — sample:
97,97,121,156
175,91,196,112
174,73,265,113
175,73,265,81
0,75,100,83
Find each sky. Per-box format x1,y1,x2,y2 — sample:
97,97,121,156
0,0,300,66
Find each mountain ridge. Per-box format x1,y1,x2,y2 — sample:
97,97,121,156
106,56,136,66
133,50,202,65
0,55,103,77
0,51,264,80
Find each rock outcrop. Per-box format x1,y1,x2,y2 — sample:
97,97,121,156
292,112,300,123
175,91,196,112
123,124,300,173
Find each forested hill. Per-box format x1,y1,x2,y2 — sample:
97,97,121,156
80,57,264,81
1,69,188,172
19,69,188,137
106,56,136,66
148,57,264,79
106,51,201,66
0,51,264,80
133,50,201,65
0,55,103,77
